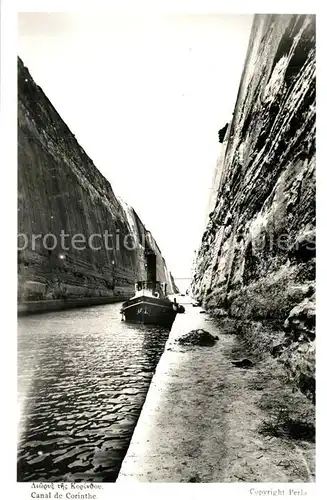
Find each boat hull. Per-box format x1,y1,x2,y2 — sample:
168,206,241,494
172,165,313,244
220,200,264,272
121,296,177,327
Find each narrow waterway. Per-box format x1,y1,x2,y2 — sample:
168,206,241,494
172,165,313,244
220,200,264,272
17,302,170,482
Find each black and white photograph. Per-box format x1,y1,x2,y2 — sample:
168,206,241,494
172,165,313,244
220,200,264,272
4,1,319,495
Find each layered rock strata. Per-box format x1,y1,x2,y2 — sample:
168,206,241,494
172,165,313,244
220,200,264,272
191,14,316,399
18,57,178,312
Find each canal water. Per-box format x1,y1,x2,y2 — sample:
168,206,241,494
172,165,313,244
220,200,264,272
17,302,170,482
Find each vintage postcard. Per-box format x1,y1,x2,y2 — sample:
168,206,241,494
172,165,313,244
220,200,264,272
0,1,320,498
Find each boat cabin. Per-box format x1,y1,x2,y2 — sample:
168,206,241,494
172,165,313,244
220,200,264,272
134,281,168,299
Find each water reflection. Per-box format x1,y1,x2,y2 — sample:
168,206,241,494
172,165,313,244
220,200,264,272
17,303,170,482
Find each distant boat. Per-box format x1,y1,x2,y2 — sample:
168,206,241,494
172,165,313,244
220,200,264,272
120,250,184,327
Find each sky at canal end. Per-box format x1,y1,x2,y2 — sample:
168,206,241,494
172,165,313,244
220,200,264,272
18,13,253,279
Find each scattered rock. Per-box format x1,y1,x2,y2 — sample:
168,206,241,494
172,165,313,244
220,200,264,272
279,295,316,402
188,474,201,482
271,342,284,357
231,359,254,369
283,294,315,341
177,329,219,346
277,460,291,468
288,229,315,263
214,308,229,317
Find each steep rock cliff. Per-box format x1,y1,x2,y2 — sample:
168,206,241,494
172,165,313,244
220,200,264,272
192,15,315,399
18,57,176,309
117,198,179,293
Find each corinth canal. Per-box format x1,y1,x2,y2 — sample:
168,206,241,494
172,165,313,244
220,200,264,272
17,303,170,482
15,12,316,487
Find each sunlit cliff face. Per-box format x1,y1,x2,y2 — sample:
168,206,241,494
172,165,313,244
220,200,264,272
191,14,316,401
18,58,178,304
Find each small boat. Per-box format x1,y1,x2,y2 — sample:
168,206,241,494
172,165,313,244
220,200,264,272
120,250,184,327
120,281,184,326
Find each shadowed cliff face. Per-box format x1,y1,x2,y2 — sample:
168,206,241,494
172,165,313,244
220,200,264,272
192,15,315,400
17,57,178,306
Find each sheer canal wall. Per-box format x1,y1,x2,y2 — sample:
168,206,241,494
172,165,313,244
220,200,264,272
18,57,178,314
191,15,316,401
